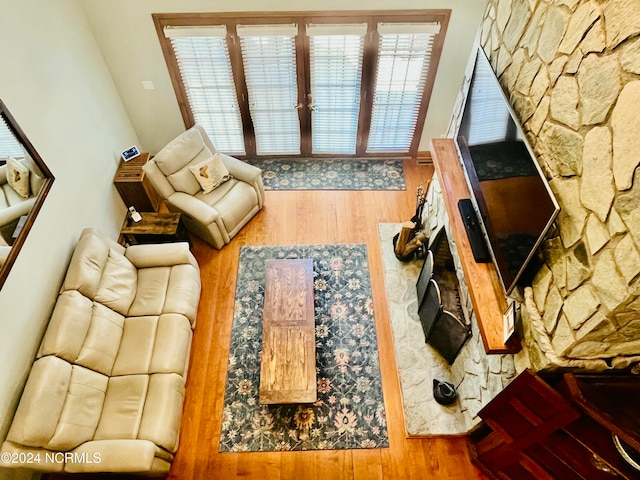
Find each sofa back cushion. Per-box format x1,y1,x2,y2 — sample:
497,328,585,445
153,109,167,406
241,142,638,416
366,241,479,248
7,356,107,451
39,290,125,376
63,231,137,315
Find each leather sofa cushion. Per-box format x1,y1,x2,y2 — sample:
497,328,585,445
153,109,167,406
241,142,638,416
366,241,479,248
7,356,71,448
138,373,185,453
94,375,149,441
48,365,108,451
39,291,125,376
7,357,108,452
128,267,171,317
214,181,259,232
153,127,205,176
153,127,217,196
94,374,185,453
128,264,200,326
63,233,110,300
63,231,137,315
164,264,201,327
111,314,192,377
165,146,214,196
94,249,138,315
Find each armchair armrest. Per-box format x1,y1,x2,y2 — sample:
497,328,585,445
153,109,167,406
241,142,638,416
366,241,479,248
125,242,199,271
167,192,220,225
0,196,36,226
219,153,262,184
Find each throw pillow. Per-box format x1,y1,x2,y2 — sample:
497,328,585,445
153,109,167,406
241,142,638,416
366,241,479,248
189,153,231,194
6,157,30,198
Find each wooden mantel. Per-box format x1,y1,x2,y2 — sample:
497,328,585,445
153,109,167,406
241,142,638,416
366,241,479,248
430,138,521,354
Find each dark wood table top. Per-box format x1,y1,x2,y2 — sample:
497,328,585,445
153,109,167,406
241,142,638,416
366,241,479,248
121,212,181,235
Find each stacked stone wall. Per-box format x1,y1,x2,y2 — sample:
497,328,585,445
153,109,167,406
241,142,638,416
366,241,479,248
471,0,640,368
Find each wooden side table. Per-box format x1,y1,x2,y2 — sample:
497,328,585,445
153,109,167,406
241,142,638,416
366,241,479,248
114,152,161,212
120,212,188,246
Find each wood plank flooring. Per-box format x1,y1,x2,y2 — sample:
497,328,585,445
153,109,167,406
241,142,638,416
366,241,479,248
49,159,488,480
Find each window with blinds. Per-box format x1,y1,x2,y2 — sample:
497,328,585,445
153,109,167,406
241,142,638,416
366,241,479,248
0,116,23,160
157,12,448,157
238,24,300,155
367,23,439,153
166,26,246,154
308,24,366,155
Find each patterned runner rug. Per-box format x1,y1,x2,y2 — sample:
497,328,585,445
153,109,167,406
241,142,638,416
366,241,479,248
219,244,389,452
245,158,406,190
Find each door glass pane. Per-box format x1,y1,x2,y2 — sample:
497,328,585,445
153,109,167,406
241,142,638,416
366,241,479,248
239,25,300,155
171,35,246,155
308,24,366,155
367,28,435,152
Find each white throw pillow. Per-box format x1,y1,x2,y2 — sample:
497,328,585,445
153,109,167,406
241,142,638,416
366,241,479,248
6,157,30,198
189,153,231,194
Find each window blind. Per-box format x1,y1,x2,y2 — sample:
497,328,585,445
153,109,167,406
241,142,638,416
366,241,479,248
238,24,300,155
308,24,367,154
367,24,437,152
0,116,23,160
169,27,246,155
464,53,510,145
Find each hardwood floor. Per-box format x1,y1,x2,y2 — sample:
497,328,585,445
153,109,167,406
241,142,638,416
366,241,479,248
50,159,488,480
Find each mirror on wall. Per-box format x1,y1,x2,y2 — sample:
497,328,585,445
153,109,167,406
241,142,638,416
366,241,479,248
0,99,55,290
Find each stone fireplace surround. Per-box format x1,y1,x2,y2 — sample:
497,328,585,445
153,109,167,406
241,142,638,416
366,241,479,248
446,0,640,374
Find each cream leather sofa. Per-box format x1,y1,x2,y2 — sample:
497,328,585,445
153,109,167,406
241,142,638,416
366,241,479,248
0,228,201,475
143,124,264,249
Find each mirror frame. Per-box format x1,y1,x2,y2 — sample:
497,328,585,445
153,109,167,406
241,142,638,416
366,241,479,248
0,99,55,290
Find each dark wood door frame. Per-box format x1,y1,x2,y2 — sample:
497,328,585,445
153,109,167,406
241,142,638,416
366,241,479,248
152,10,450,159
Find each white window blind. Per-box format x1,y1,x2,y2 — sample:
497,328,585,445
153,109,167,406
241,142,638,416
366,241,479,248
0,116,23,160
464,52,510,145
367,23,438,152
168,26,246,155
238,24,300,155
308,24,367,154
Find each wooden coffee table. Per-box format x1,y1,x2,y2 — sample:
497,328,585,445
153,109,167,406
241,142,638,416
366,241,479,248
259,258,317,405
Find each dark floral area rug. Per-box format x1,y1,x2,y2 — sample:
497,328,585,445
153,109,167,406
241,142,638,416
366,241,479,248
245,158,406,190
219,244,389,452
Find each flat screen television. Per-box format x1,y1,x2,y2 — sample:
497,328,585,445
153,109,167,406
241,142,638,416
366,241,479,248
455,47,560,295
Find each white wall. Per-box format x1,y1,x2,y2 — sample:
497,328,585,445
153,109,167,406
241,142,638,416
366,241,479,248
0,1,138,478
81,0,488,154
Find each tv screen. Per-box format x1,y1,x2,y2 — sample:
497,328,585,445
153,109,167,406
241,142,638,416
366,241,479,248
456,47,560,295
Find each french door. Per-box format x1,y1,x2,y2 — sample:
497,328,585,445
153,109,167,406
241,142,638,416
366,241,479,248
155,11,449,158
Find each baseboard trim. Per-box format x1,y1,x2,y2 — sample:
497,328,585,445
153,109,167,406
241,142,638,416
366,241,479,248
416,150,433,165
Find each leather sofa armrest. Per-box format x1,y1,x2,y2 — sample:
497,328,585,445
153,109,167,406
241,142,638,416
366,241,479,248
64,439,172,474
0,442,64,472
167,192,220,225
125,242,199,271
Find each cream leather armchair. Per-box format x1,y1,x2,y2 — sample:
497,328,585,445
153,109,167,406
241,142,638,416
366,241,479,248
143,125,264,249
0,159,44,244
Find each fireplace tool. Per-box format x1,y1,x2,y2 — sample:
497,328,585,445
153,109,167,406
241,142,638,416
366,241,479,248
393,182,430,261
